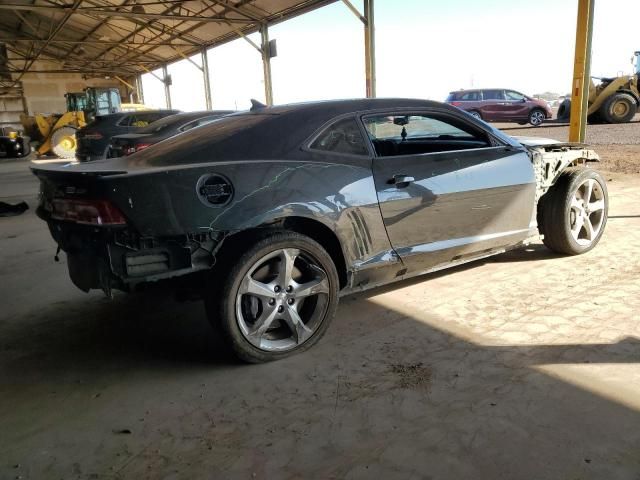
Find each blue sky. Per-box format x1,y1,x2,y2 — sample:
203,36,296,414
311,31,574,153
141,0,639,111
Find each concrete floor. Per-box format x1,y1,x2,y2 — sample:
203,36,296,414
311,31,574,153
1,151,640,479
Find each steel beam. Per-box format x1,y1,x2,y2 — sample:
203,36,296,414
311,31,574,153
202,49,213,110
1,38,196,47
135,75,144,104
10,0,83,87
363,0,376,98
162,64,172,109
260,24,274,106
0,4,255,24
569,0,595,142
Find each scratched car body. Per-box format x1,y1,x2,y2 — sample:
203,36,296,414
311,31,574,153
32,99,609,362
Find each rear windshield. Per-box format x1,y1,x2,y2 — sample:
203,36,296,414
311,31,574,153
132,112,281,164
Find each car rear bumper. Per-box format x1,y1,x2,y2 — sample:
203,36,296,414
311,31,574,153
40,211,220,294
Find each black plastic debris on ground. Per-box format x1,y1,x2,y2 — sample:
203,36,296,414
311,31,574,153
0,201,28,217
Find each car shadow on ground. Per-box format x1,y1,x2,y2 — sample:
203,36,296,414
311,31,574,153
0,244,564,378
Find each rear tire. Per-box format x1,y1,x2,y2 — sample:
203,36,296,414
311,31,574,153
51,126,78,159
538,168,608,255
557,99,571,121
205,231,340,363
600,93,637,123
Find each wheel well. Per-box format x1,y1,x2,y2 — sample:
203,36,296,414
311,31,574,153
281,217,348,289
215,217,348,289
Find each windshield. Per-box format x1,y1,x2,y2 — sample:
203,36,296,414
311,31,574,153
364,114,478,141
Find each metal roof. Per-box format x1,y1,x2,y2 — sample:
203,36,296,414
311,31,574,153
0,0,336,80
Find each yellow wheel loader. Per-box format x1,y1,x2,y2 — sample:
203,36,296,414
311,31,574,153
558,51,640,124
20,87,121,159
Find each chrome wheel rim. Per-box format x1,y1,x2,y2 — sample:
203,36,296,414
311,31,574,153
569,178,606,246
235,248,330,352
530,111,544,125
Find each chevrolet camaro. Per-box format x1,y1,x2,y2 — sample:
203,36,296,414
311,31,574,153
32,99,608,362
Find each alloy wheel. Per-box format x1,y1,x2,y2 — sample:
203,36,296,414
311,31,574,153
530,111,545,126
569,178,606,246
235,248,330,351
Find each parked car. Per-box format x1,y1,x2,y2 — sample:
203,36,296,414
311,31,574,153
0,129,30,159
32,98,607,363
75,109,179,162
108,110,233,158
446,89,553,126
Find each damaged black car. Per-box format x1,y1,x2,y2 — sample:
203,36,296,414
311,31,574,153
32,99,608,362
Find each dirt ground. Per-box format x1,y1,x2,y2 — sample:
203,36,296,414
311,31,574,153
1,123,639,479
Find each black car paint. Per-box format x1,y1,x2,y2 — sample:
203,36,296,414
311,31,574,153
76,110,179,162
108,111,234,157
0,134,30,158
33,99,536,295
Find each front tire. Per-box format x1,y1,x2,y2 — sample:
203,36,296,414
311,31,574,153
528,109,546,126
51,126,78,159
600,93,637,124
206,231,340,363
538,168,608,255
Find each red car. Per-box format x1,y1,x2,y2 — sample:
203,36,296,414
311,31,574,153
446,89,553,126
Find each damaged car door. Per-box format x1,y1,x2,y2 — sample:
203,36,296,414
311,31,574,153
364,110,538,275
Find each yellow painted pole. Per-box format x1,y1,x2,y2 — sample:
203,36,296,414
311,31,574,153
364,0,376,98
569,0,595,142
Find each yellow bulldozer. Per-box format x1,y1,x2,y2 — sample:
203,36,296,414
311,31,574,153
20,87,122,158
558,51,640,124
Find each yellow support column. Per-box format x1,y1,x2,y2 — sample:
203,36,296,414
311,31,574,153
364,0,376,98
569,0,595,142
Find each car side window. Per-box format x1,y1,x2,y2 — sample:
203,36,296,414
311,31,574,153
133,112,165,127
363,113,492,157
505,90,525,101
309,117,369,156
460,91,480,101
483,90,505,101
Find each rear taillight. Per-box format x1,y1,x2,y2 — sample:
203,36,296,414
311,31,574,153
51,198,127,226
451,101,463,107
124,143,152,156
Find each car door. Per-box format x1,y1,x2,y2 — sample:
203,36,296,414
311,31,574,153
479,89,507,121
502,90,531,120
364,109,537,275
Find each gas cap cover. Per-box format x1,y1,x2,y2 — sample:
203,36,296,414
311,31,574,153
196,174,233,207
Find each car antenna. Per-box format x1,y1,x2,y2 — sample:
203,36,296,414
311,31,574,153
250,98,267,111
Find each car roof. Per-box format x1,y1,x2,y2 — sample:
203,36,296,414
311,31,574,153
125,97,503,165
243,98,444,117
